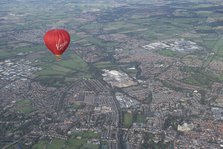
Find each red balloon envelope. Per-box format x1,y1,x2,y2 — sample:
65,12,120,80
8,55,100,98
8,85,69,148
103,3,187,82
43,29,70,59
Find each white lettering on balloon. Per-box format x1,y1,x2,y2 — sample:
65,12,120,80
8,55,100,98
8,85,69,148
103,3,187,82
56,39,68,51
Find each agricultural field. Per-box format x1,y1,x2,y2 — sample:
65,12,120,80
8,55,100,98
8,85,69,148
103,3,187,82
35,54,91,87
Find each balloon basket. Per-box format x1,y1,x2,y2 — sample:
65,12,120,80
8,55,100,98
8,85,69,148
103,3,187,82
55,55,61,61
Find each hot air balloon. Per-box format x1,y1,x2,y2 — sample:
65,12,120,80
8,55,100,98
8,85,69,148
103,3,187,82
43,29,70,61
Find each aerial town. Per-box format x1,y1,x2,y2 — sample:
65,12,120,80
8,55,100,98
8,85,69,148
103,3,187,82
0,0,223,149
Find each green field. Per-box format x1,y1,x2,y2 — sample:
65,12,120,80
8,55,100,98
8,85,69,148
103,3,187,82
58,54,88,70
32,139,65,149
84,36,118,47
33,131,99,149
134,112,146,123
181,67,223,87
157,49,178,57
80,23,101,31
0,41,37,59
80,144,99,149
37,66,69,76
47,139,65,149
66,131,99,149
94,61,117,69
0,50,15,59
15,99,33,114
36,54,91,87
71,131,99,139
66,103,83,110
64,138,86,149
123,111,133,128
213,37,223,58
32,141,48,149
70,34,82,43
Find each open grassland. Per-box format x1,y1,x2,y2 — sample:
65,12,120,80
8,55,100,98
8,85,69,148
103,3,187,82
32,141,48,149
36,54,91,87
123,111,133,128
94,61,117,69
15,99,34,114
32,131,99,149
134,112,146,123
181,66,223,87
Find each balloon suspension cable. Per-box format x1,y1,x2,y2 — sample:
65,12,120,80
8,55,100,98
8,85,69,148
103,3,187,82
55,55,61,61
